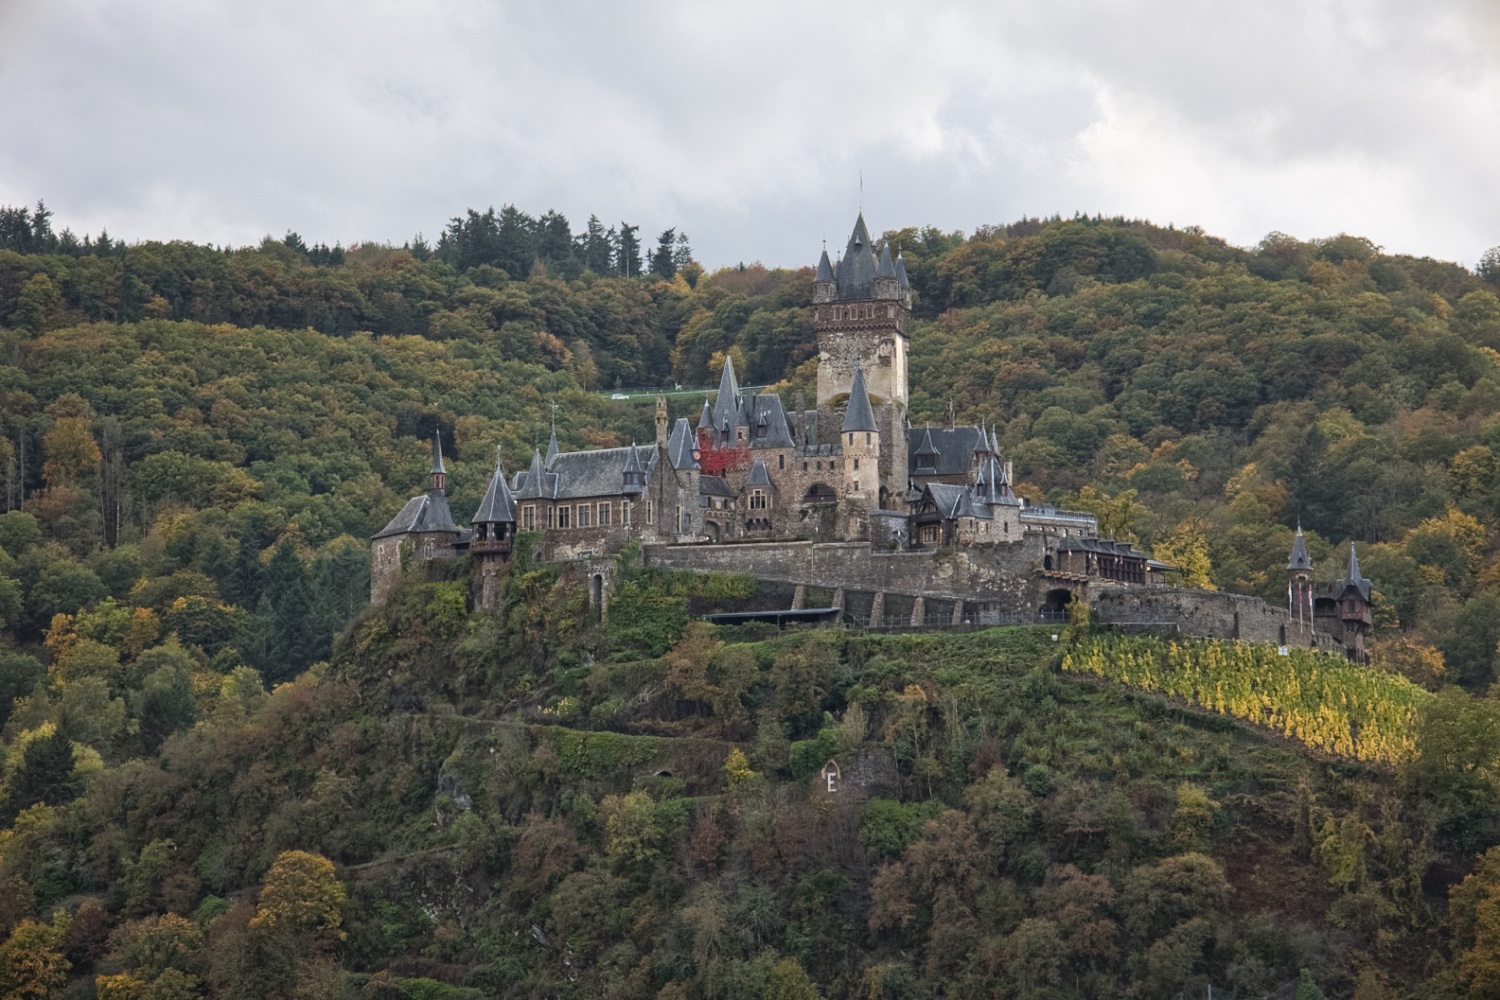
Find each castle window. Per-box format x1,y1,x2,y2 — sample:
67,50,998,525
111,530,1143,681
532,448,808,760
848,434,854,445
647,500,655,524
853,479,860,491
547,505,556,529
853,458,860,470
557,505,571,529
522,505,536,530
803,461,808,471
865,432,871,446
750,490,767,510
779,455,785,469
623,502,632,527
599,502,612,526
577,504,591,528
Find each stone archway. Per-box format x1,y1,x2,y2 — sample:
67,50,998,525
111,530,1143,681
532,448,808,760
1040,587,1074,619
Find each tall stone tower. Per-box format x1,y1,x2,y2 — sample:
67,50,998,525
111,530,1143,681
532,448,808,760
814,213,912,505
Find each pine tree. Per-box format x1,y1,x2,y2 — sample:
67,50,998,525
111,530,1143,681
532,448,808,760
226,540,265,610
579,215,614,275
263,539,313,683
617,223,642,277
3,729,79,821
650,228,677,279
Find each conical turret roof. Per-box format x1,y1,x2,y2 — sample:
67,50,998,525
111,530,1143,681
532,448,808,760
896,251,910,290
815,248,835,283
835,212,879,300
915,427,940,458
430,429,446,476
697,398,713,431
876,242,897,278
841,367,878,433
1287,525,1313,571
545,419,560,467
472,446,517,524
712,355,741,433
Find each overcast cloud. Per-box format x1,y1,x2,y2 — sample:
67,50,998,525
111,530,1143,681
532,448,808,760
1,0,1497,269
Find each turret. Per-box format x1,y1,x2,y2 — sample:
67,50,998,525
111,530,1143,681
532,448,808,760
545,418,560,467
814,247,837,303
430,429,447,493
874,243,900,300
655,395,669,447
471,445,517,554
1287,524,1313,627
841,368,880,496
622,441,647,493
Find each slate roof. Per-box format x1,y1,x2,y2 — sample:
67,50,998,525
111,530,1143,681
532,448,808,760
545,422,560,466
747,394,797,449
877,243,897,279
700,475,738,498
842,368,878,433
913,428,940,470
921,481,991,520
1322,542,1373,601
815,248,835,283
374,491,459,539
746,459,772,486
514,448,558,499
906,425,986,476
896,252,910,291
712,356,742,432
1287,526,1313,571
1057,536,1148,557
471,447,517,524
513,444,658,501
835,213,879,300
697,399,713,431
667,417,699,470
430,430,446,475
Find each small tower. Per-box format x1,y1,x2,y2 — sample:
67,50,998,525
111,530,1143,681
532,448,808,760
622,441,647,493
369,430,461,605
1287,524,1313,629
1334,542,1374,662
470,445,518,611
655,395,670,447
813,246,836,304
841,368,880,497
429,429,447,492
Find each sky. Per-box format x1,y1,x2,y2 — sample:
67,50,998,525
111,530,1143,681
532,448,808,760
1,0,1498,270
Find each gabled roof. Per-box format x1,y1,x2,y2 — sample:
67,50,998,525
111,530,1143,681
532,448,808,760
841,368,878,433
374,491,459,539
516,444,658,501
472,446,517,524
667,417,699,470
1287,525,1312,571
514,448,559,500
906,425,986,476
747,393,796,449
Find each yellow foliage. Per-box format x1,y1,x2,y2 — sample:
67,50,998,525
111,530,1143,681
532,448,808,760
249,850,346,939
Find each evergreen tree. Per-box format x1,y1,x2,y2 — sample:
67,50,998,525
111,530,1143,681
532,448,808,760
578,215,613,275
226,540,265,610
495,204,537,278
672,231,695,270
409,233,432,261
3,729,79,821
263,538,313,683
650,228,677,279
534,210,574,270
617,222,642,277
199,534,232,593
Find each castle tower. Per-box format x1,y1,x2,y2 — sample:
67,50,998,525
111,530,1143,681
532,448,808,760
1336,542,1373,662
655,395,670,447
841,368,880,497
471,445,517,610
814,213,911,500
369,429,461,605
1287,525,1313,628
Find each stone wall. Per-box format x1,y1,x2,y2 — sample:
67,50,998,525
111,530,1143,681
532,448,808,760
1094,588,1344,653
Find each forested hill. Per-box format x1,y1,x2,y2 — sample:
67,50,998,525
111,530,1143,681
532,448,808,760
4,200,1500,994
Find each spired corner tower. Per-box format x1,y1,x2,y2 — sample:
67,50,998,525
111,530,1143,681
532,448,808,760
814,213,912,505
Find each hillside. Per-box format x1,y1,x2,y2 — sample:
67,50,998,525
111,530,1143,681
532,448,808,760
4,204,1500,996
4,558,1495,998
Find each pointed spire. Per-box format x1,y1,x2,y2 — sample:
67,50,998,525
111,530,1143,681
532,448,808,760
876,242,897,278
713,355,741,433
622,440,645,493
430,429,447,493
1347,540,1364,583
841,367,878,433
545,417,560,467
530,446,545,483
815,248,835,283
471,444,517,525
915,426,940,458
973,419,989,455
697,398,713,430
1287,524,1313,572
895,250,910,290
836,212,879,300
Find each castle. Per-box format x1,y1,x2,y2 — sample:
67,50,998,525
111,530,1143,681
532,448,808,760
371,213,1372,660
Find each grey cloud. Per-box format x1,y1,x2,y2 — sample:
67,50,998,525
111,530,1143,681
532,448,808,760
0,0,1496,268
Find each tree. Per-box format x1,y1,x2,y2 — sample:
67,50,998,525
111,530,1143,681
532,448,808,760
651,228,678,279
765,957,820,1000
0,913,71,1000
1479,246,1500,288
250,851,345,944
260,539,312,682
617,222,642,277
131,640,199,753
3,727,80,821
578,214,614,274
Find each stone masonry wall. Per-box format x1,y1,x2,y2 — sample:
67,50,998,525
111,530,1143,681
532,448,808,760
1094,588,1344,653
